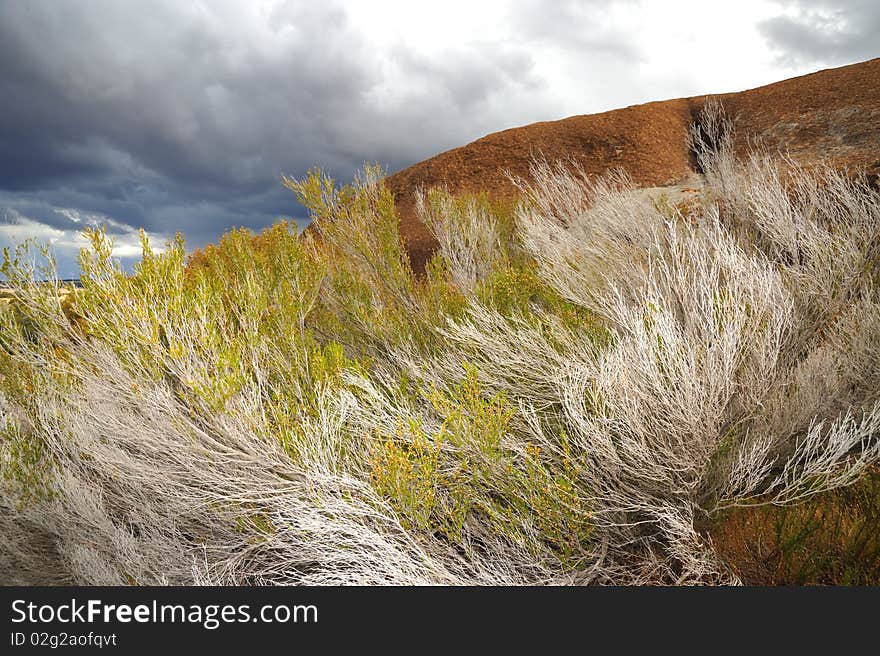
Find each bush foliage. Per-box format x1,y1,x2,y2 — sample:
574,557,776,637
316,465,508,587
1,105,879,584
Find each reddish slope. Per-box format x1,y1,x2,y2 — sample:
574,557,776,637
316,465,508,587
383,58,880,272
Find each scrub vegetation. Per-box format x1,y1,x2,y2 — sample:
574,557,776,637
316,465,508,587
2,104,879,585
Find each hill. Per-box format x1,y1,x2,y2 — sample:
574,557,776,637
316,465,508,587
384,58,880,272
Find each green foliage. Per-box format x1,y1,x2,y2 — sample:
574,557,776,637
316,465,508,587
415,255,470,329
370,365,592,561
370,420,444,533
0,416,55,508
284,166,425,351
477,260,609,342
0,245,77,503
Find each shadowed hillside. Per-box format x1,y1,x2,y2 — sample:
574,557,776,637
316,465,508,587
384,58,880,272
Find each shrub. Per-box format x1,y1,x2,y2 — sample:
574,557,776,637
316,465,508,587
1,103,879,585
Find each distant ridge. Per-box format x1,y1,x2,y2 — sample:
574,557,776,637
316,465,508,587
381,58,880,272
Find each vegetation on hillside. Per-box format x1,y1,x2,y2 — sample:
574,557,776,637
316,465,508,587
1,105,879,584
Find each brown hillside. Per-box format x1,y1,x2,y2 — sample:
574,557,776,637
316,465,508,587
383,58,880,273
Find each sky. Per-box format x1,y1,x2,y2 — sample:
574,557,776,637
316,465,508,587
1,0,878,278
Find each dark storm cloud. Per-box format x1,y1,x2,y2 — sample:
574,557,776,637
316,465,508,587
759,1,880,66
0,1,560,276
9,1,809,279
0,1,380,234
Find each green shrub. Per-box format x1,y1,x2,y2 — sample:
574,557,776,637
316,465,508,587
369,365,592,561
1,110,879,584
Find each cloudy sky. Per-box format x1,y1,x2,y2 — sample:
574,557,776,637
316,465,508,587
1,0,877,278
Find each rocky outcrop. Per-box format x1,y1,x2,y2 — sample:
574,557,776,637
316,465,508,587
382,58,880,272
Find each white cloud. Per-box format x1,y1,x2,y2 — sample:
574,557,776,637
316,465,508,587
1,207,167,278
